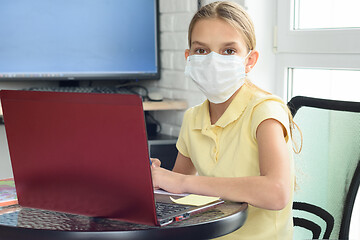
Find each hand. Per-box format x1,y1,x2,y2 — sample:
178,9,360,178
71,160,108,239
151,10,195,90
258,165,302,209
150,158,161,168
151,163,187,194
150,158,161,190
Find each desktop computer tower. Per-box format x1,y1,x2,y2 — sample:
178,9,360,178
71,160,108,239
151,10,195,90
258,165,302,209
148,134,177,171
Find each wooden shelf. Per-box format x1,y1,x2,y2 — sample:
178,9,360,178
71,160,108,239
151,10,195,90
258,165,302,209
0,99,188,119
143,99,187,111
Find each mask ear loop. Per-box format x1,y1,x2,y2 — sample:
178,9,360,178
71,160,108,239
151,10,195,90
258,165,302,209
244,50,253,77
245,50,252,59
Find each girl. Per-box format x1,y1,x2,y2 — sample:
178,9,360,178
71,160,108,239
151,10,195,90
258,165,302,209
152,1,298,239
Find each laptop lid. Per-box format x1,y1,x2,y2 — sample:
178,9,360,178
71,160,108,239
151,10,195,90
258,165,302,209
0,90,158,226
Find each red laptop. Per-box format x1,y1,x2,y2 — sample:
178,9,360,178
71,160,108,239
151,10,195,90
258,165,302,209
0,90,223,226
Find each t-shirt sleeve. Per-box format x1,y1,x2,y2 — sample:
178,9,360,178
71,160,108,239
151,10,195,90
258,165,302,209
251,99,291,142
176,109,192,158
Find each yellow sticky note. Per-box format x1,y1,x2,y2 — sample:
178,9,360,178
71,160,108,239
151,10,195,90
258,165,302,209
170,194,220,206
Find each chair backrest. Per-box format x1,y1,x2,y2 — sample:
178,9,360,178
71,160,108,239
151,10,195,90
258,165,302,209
288,96,360,239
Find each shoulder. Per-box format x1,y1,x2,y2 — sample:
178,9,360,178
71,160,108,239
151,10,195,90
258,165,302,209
244,85,290,139
183,105,196,119
246,86,288,117
182,101,207,123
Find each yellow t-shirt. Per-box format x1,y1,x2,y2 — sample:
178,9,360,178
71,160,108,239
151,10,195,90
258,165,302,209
176,83,294,240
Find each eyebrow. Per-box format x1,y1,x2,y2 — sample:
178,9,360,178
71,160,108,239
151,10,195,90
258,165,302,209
223,42,239,47
191,41,208,47
191,41,240,47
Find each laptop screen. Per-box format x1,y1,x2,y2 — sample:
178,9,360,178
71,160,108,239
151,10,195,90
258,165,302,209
0,90,158,225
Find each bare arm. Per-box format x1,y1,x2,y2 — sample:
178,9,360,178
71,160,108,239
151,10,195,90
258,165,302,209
151,119,292,210
172,152,197,175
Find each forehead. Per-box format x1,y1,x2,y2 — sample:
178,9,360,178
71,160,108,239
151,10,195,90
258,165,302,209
191,18,246,48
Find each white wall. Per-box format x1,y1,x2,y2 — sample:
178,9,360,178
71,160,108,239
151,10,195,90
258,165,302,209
0,125,12,179
245,0,277,95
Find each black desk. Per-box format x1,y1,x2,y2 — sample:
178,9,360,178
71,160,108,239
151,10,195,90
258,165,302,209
0,202,247,240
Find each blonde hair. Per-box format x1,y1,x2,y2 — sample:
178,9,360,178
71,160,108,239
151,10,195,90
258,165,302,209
188,1,302,153
188,1,256,52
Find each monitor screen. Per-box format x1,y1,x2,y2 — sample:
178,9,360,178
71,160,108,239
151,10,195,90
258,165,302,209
0,0,160,81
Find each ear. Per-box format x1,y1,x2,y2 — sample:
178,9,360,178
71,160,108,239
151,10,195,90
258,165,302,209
185,49,190,60
245,50,259,73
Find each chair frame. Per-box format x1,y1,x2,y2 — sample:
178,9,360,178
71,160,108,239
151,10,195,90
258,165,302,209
288,96,360,239
293,202,334,239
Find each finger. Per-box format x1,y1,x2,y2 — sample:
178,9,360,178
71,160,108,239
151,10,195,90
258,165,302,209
150,158,161,167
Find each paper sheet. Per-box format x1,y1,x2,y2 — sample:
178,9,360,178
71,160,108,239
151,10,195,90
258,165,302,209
170,194,220,206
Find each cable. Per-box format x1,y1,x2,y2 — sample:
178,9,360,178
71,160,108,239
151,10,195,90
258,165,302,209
115,82,149,100
145,112,162,134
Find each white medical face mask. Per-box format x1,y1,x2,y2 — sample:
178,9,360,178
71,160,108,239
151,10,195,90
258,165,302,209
185,51,251,104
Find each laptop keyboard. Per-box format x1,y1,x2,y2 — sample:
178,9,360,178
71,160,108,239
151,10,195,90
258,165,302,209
155,202,191,218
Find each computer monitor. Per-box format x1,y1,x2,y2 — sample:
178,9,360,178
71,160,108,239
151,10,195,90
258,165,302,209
0,0,160,82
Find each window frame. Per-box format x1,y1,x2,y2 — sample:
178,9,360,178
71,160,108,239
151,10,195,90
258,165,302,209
277,0,360,54
276,53,360,101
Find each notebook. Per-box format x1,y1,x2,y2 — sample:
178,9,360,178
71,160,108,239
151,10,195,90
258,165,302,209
0,90,223,226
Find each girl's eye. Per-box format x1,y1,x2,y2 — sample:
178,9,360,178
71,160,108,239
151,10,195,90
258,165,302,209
194,48,208,55
223,49,236,55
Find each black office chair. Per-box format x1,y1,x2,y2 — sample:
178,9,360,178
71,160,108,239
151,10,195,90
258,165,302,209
288,96,360,240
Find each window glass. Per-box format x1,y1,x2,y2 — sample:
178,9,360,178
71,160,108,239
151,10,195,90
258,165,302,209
294,0,360,29
289,68,360,102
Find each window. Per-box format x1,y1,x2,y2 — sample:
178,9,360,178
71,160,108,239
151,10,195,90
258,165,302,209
294,0,360,30
276,0,360,54
288,68,360,102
